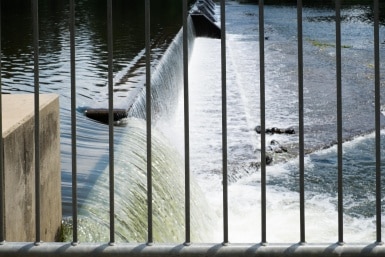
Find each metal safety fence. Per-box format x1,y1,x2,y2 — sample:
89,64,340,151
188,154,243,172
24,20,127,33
0,0,384,256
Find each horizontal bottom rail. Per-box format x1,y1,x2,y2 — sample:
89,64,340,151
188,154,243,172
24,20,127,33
0,242,385,257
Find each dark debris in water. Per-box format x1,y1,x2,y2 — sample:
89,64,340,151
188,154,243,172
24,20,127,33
84,108,128,125
254,125,295,135
253,125,299,166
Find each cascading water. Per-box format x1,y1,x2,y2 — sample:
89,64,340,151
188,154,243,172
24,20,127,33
67,1,385,244
127,16,197,120
63,118,215,242
62,10,217,243
169,2,385,244
2,0,220,244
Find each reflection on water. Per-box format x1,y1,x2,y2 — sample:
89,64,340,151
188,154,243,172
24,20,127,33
1,0,187,94
1,0,189,219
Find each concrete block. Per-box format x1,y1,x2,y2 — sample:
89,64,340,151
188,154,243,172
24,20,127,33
1,94,61,242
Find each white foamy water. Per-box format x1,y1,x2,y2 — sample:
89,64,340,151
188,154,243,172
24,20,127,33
159,1,385,244
58,1,385,244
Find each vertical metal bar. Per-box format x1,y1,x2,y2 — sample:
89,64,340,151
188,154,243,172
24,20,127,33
373,0,382,244
32,0,41,244
220,0,228,245
145,0,153,245
69,0,78,245
107,0,115,245
335,0,344,245
0,0,3,243
297,0,305,244
258,0,267,245
182,0,191,245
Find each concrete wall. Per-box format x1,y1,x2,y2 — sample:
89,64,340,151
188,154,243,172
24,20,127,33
1,94,61,242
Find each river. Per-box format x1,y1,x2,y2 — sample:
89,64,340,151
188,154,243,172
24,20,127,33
1,0,385,244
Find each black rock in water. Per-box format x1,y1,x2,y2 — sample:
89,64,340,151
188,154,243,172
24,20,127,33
254,125,295,135
266,155,273,165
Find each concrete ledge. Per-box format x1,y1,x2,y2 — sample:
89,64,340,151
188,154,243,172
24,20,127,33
1,94,61,242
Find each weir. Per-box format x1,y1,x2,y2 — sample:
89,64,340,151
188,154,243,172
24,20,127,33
1,0,385,256
64,119,215,242
84,0,220,123
62,0,221,242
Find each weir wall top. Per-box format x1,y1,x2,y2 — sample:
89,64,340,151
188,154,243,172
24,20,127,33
2,94,59,137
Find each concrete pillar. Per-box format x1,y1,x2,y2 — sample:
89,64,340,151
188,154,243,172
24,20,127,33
1,94,61,242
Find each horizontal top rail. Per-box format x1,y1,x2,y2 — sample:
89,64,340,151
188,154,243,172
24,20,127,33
1,242,385,257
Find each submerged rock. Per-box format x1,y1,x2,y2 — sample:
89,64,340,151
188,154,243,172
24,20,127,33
269,139,288,153
254,125,295,135
266,155,273,165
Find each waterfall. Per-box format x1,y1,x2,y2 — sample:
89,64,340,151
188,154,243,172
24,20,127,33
83,0,221,124
62,15,218,243
83,16,196,124
128,16,196,120
63,118,215,242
